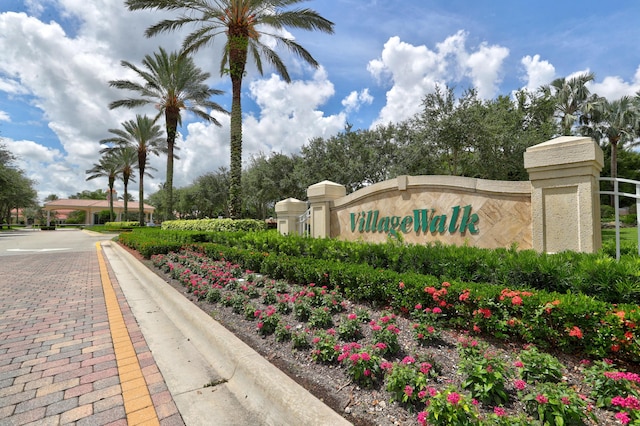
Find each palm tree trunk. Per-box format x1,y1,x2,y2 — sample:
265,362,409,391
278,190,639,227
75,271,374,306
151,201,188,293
228,34,248,219
165,110,179,221
138,152,146,227
108,178,115,222
123,176,129,219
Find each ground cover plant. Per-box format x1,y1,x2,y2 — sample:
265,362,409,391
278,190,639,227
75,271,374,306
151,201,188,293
139,246,640,425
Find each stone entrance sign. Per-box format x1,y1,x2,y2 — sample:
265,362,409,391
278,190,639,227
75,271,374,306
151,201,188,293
276,136,604,253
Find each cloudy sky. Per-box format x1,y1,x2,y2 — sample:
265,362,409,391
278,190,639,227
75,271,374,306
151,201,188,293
1,1,640,203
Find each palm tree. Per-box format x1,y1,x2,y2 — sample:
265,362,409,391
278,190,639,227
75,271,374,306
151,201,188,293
108,47,227,220
100,115,166,226
585,96,639,181
110,146,139,220
125,0,335,218
541,72,596,135
86,153,121,222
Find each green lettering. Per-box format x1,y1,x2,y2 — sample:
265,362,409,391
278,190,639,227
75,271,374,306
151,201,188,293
449,205,460,233
371,210,379,233
400,216,413,233
377,216,390,232
413,209,432,233
391,216,400,230
429,214,447,233
358,211,366,232
365,210,373,232
460,205,479,234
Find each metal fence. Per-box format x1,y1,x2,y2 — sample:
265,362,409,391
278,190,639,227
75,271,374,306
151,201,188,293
599,177,640,260
298,207,311,236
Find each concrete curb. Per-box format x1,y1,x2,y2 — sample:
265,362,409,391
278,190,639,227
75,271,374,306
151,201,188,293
101,240,351,426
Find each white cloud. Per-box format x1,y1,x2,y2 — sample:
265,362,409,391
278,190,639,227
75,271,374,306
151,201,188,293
520,54,556,92
368,31,510,126
342,89,374,113
0,111,9,122
588,65,640,100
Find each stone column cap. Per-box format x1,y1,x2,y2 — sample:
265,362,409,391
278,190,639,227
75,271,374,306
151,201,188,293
524,136,603,171
275,198,308,214
307,180,346,200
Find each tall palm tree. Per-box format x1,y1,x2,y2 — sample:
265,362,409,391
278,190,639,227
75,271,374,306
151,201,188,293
86,152,121,222
100,115,166,226
541,72,596,135
125,0,335,218
585,96,639,181
108,47,227,220
110,146,139,220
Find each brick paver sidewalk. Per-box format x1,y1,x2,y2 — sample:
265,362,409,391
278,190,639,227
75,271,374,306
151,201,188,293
0,247,184,425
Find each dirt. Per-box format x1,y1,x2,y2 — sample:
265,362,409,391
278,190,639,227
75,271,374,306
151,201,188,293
118,243,624,425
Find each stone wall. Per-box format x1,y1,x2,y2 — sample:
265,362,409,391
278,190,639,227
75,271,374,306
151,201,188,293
276,136,604,253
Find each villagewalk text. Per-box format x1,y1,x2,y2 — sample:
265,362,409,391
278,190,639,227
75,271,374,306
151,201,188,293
349,205,479,235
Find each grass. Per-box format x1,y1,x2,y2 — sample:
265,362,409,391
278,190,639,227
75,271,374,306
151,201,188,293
601,226,638,243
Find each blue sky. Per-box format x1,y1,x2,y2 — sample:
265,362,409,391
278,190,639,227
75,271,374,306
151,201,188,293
1,1,639,202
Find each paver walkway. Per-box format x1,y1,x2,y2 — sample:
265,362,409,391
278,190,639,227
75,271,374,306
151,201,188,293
0,234,184,425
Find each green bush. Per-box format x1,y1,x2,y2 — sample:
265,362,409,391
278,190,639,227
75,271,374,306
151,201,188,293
161,218,267,232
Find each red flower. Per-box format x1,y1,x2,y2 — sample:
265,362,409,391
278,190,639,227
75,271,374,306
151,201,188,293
568,326,583,339
511,296,523,306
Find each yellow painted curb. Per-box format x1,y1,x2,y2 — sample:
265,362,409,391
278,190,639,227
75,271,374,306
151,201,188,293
96,242,160,426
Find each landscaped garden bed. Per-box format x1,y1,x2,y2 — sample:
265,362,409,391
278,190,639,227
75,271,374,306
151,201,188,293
118,232,640,425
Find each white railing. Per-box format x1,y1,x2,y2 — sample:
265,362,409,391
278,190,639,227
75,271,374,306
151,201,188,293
599,177,640,260
298,207,311,236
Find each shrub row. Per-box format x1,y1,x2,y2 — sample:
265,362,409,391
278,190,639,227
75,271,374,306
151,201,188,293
161,218,267,232
139,229,640,305
116,229,639,362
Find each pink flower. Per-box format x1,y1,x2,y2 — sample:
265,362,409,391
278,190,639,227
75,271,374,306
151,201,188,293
615,412,631,425
418,390,427,399
363,369,371,376
561,397,571,405
514,360,524,368
428,387,437,397
536,394,548,404
374,342,387,351
432,307,442,314
348,313,357,320
420,362,432,375
417,411,427,426
360,352,371,362
447,392,461,405
349,354,360,364
380,361,393,371
494,406,506,416
312,337,321,344
512,296,523,306
399,281,405,289
514,379,527,391
401,356,415,365
404,385,414,397
327,328,336,336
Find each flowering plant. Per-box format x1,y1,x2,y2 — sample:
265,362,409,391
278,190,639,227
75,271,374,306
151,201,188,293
370,316,401,355
521,382,595,425
340,344,382,388
583,360,640,408
338,313,362,340
459,348,510,406
311,330,340,363
385,356,436,406
256,306,279,336
611,395,640,425
417,386,480,426
516,345,564,384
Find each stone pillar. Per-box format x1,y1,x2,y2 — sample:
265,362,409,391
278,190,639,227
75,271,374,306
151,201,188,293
307,181,346,238
275,198,309,236
524,136,603,253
